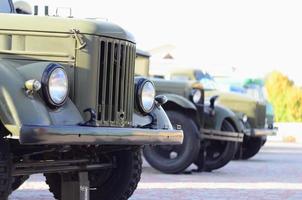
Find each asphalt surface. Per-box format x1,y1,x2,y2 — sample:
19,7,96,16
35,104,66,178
9,142,302,200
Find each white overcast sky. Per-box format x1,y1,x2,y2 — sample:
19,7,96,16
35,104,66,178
24,0,302,84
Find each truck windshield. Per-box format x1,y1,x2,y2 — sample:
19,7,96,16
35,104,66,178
0,0,13,13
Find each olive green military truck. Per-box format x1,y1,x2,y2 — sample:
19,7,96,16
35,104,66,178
0,1,183,199
170,69,277,159
136,51,244,174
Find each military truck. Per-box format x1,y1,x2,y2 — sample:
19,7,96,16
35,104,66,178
0,1,183,199
136,51,244,174
170,69,277,159
215,77,275,145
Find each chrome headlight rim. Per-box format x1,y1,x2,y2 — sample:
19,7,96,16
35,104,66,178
41,63,69,109
136,78,156,114
190,88,203,104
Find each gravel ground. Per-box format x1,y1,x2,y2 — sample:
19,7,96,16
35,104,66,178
9,142,302,200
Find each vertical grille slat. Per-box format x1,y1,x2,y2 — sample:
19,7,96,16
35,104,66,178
126,45,131,121
128,45,135,121
129,45,136,117
98,38,135,127
119,44,126,113
113,43,121,121
123,44,130,117
100,41,108,123
107,41,115,123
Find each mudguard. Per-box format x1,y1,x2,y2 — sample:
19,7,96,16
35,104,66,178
163,93,244,132
206,103,245,133
133,104,173,130
154,93,245,141
163,93,197,111
159,93,203,138
0,60,83,136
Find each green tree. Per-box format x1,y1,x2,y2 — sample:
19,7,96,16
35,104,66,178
265,71,302,122
286,86,302,122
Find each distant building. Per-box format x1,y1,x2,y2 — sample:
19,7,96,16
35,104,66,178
148,45,186,79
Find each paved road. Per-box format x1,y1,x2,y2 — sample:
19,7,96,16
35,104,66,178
10,142,302,200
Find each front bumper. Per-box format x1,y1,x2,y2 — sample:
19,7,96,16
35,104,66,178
243,127,278,137
20,125,183,145
252,128,277,137
201,128,244,142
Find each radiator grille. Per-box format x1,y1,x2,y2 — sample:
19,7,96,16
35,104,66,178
256,103,266,128
98,38,136,127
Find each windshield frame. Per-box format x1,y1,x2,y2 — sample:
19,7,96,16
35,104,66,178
0,0,14,13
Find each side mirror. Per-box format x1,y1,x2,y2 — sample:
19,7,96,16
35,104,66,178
209,95,219,110
155,95,168,106
14,0,32,14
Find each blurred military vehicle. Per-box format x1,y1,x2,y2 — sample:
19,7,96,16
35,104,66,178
170,69,277,159
136,51,244,174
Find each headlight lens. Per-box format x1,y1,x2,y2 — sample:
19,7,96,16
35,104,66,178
42,64,68,108
192,89,202,104
141,81,156,112
242,114,248,123
136,78,156,114
49,68,68,104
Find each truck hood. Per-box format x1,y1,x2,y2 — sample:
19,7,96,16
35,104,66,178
0,13,135,43
205,89,258,117
205,90,258,104
206,90,267,128
151,78,195,97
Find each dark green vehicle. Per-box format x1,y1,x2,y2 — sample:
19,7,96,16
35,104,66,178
0,1,183,199
170,69,277,159
136,51,244,174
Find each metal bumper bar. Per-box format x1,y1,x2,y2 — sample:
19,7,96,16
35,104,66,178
252,128,277,137
20,125,183,145
201,129,244,142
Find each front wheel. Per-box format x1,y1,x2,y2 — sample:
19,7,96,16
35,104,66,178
143,110,201,174
235,136,263,160
45,148,142,200
195,120,238,171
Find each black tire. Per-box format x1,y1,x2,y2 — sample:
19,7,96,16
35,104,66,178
0,139,12,200
45,148,142,200
143,110,200,174
237,136,263,160
196,120,237,171
261,137,267,146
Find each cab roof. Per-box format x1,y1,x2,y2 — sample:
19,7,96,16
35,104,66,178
0,13,135,43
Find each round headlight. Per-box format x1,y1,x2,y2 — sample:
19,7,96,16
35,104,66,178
136,79,156,114
242,114,248,123
192,89,202,104
42,64,68,108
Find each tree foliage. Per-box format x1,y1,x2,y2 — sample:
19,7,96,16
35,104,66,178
265,71,302,122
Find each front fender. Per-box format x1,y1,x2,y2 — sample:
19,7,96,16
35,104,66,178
0,61,82,136
133,104,173,130
205,104,245,132
164,93,197,111
159,94,202,138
